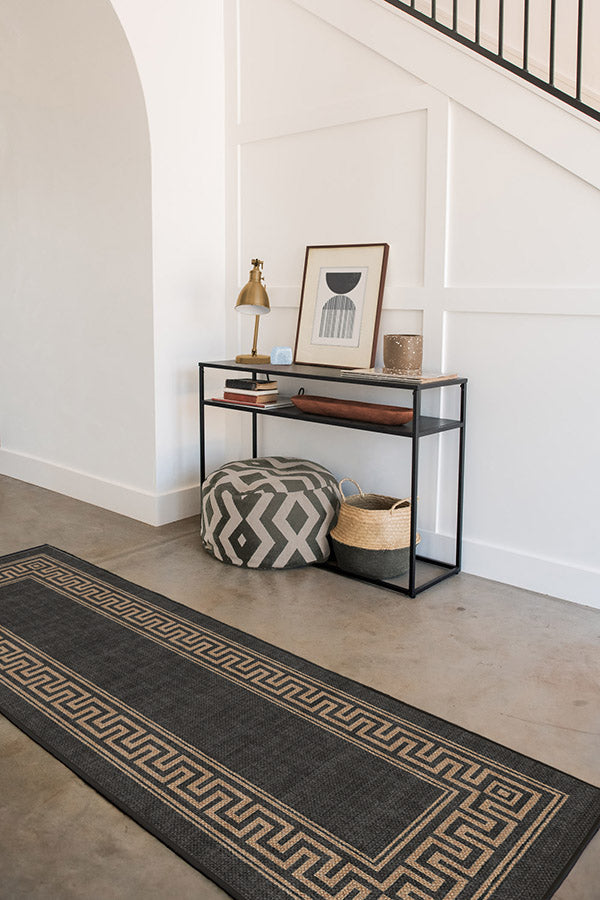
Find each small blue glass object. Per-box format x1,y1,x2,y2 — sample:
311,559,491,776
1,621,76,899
270,346,293,365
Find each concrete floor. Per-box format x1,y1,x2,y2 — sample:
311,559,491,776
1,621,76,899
0,472,598,900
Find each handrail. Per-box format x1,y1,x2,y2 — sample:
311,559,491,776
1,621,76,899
381,0,600,123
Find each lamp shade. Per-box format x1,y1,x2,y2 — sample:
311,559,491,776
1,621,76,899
235,259,270,315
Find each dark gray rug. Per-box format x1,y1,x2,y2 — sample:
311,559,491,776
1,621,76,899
0,545,598,900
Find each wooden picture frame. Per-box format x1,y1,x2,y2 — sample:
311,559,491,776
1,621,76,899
293,243,389,368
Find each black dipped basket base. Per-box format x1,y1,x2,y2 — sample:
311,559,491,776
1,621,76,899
330,536,420,579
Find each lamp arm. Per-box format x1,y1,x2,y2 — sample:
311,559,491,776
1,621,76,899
251,314,260,356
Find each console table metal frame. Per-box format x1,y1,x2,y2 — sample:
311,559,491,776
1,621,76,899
199,360,467,598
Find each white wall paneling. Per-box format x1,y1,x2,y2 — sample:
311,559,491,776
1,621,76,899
226,0,454,539
292,0,600,190
448,105,600,287
225,0,600,607
442,311,600,558
238,0,422,124
239,112,428,288
441,311,600,606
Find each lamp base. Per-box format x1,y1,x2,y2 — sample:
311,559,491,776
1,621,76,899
235,353,271,365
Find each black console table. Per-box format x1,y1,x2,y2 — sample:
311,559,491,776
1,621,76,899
199,360,467,598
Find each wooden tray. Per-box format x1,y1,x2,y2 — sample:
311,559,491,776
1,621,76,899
291,394,413,425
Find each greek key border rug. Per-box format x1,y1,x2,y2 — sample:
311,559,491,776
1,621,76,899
1,546,598,900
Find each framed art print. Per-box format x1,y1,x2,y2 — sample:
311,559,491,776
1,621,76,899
293,243,389,368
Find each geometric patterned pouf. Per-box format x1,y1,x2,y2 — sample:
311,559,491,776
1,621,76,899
201,456,340,569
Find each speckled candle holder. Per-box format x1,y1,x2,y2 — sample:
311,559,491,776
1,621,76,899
383,334,423,376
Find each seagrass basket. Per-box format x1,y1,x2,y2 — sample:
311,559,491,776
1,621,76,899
329,478,420,578
330,478,416,550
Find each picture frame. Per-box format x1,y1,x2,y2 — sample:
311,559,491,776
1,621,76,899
293,243,389,369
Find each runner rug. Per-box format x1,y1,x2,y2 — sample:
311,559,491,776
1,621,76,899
0,546,598,900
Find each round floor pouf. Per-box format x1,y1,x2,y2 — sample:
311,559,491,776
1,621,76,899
201,457,340,569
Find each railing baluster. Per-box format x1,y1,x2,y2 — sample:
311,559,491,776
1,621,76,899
378,0,598,122
576,0,584,99
549,0,557,85
523,0,530,70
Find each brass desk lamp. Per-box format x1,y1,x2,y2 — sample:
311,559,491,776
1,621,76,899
235,259,271,364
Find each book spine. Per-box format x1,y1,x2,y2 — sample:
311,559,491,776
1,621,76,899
224,379,278,390
222,387,278,396
213,397,284,408
223,392,277,404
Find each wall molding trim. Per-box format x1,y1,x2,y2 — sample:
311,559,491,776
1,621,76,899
3,442,596,609
0,449,200,527
236,84,439,145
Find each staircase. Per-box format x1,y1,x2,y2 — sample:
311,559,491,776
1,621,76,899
382,0,599,121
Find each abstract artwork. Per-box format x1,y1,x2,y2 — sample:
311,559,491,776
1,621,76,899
294,244,389,368
312,268,367,346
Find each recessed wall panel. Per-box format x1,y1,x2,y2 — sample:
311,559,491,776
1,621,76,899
240,111,427,291
441,311,600,570
447,104,600,287
238,0,422,124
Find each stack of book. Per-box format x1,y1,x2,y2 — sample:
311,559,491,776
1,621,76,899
214,378,292,409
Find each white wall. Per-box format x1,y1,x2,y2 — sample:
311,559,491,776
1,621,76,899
0,0,156,518
0,0,227,525
110,0,227,520
222,0,600,608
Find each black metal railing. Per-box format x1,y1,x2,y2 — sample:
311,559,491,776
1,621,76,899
382,0,599,122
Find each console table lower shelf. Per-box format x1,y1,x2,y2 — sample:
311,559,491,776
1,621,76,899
316,554,460,597
199,360,467,598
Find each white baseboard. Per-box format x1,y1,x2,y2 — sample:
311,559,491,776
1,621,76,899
154,483,201,525
0,448,200,527
2,448,597,606
420,529,600,610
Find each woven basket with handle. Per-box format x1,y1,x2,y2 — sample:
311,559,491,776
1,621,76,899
330,478,418,551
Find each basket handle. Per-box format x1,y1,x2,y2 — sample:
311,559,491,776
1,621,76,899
338,478,363,499
390,498,411,513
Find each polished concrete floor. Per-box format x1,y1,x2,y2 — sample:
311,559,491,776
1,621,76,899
0,473,598,899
